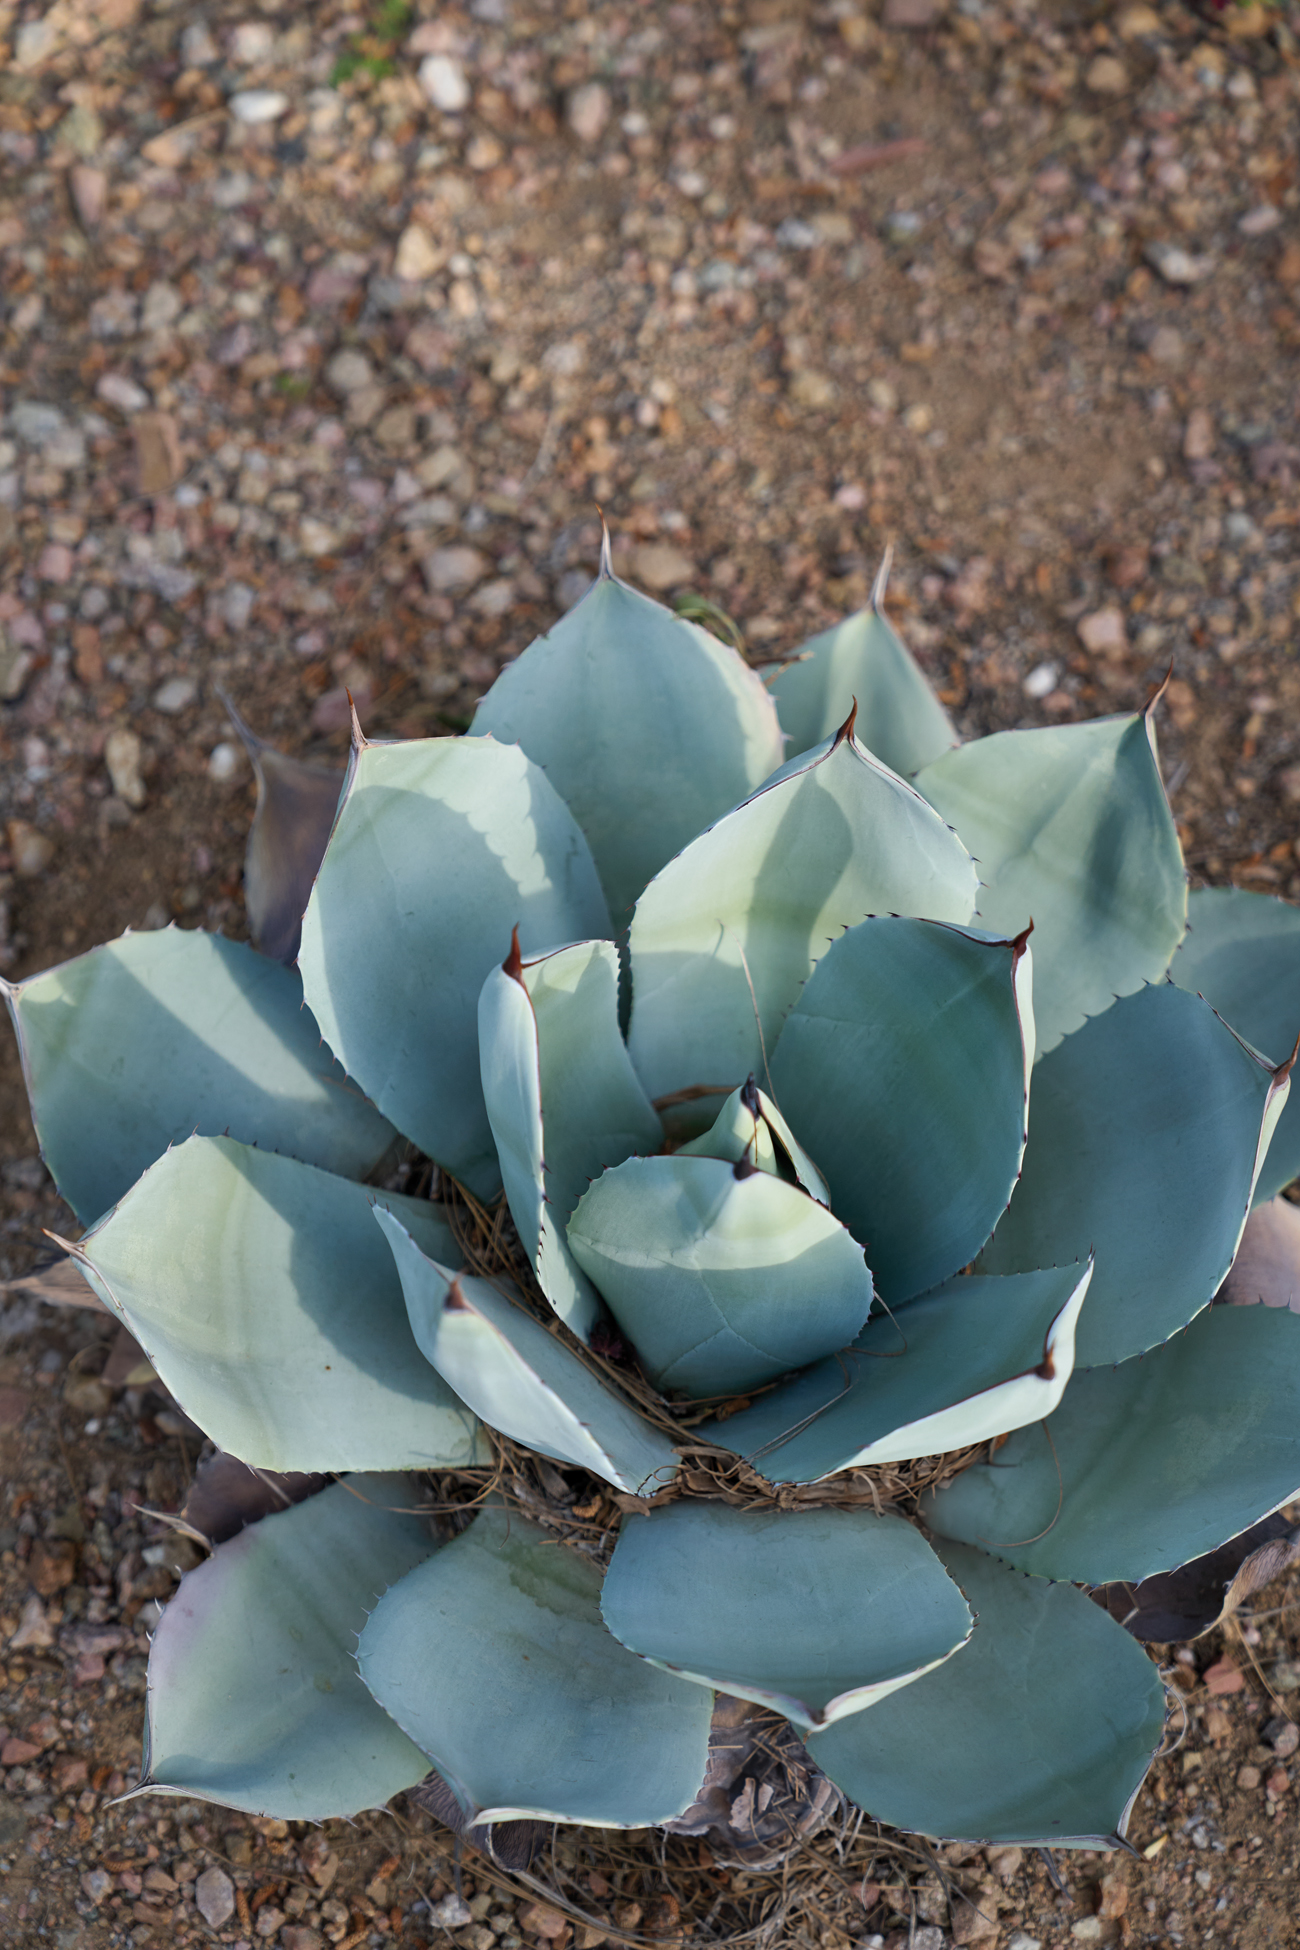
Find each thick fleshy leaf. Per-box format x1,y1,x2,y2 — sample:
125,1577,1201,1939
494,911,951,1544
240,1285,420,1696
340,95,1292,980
1171,887,1300,1200
357,1503,714,1827
626,723,978,1124
808,1540,1166,1848
979,982,1288,1366
478,937,662,1338
1,927,397,1227
376,1209,679,1496
601,1502,972,1732
132,1475,436,1819
567,1154,874,1398
298,733,610,1199
222,694,344,963
925,1304,1300,1584
763,600,956,775
66,1136,486,1473
677,1077,830,1205
701,1264,1091,1483
916,709,1187,1055
1095,1513,1300,1643
471,568,784,923
770,918,1033,1303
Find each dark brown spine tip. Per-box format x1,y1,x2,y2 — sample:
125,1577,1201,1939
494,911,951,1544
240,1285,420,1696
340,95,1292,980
347,691,369,753
1143,662,1174,720
831,697,859,750
503,925,524,983
733,1157,759,1180
1035,1350,1056,1381
1011,919,1035,961
740,1074,761,1115
444,1278,472,1313
1274,1030,1300,1087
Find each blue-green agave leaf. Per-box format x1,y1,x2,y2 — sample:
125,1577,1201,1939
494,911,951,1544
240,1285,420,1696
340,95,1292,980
676,1077,830,1205
1,927,396,1227
925,1305,1300,1585
626,719,978,1125
770,918,1034,1304
478,937,662,1339
600,1502,972,1733
763,586,956,775
65,1137,486,1473
916,708,1187,1055
807,1540,1166,1848
979,982,1289,1366
298,733,611,1199
472,569,783,924
566,1154,874,1398
701,1264,1092,1484
376,1210,679,1497
127,1476,435,1820
357,1503,713,1827
1171,887,1300,1201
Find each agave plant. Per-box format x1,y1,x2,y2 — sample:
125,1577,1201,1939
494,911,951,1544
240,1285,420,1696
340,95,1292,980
7,552,1300,1855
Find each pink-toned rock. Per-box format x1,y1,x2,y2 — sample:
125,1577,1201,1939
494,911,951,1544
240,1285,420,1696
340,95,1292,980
1,1736,41,1766
1077,607,1128,658
37,542,74,582
0,1386,30,1430
628,541,695,592
69,164,107,229
422,545,489,593
883,0,942,22
567,81,611,142
1183,407,1215,462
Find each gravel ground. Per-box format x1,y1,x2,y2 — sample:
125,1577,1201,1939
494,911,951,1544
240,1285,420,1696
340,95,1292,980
2,0,1300,1945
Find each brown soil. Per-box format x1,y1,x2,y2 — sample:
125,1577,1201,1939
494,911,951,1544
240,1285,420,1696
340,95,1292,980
3,0,1300,1944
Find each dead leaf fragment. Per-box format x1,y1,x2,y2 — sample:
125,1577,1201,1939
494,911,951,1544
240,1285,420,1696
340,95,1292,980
1095,1512,1300,1642
133,411,183,495
220,695,344,964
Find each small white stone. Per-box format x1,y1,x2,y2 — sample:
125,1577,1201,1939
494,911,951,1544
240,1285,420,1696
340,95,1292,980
419,54,470,112
152,675,198,715
325,349,374,396
394,223,441,282
96,373,151,414
423,544,489,593
194,1865,236,1929
1239,204,1281,237
208,741,242,783
229,89,290,125
229,21,275,63
567,80,611,143
1144,241,1214,286
1023,661,1058,700
105,726,147,808
299,517,340,558
428,1894,472,1929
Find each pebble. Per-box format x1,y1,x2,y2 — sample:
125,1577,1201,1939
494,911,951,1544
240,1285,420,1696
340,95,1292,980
229,91,290,126
105,727,146,808
194,1865,236,1929
1265,1717,1300,1757
152,675,198,715
1077,607,1128,657
1145,242,1214,286
1184,408,1215,462
568,81,612,143
1085,54,1129,94
8,820,54,877
208,742,243,783
325,349,374,397
789,370,836,409
11,401,66,448
423,544,489,593
1239,205,1281,237
1006,1937,1041,1950
428,1893,473,1928
395,224,442,281
96,373,150,414
419,54,470,112
628,541,695,591
69,164,107,230
1023,661,1058,699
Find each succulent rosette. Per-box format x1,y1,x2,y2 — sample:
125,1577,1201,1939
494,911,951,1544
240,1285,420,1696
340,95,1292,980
7,559,1300,1852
